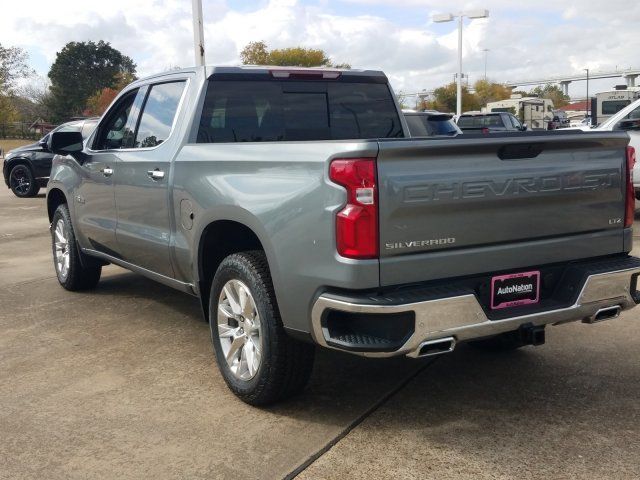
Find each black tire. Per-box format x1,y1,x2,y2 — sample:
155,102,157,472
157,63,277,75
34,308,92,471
9,163,39,197
209,251,315,406
51,203,101,291
469,329,530,352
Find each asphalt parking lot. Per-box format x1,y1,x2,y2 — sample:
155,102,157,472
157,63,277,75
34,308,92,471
1,186,639,480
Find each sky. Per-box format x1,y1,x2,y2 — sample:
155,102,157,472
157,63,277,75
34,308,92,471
2,0,640,103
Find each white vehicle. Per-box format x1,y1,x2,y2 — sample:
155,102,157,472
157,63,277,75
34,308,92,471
571,98,640,197
595,87,640,125
484,95,554,130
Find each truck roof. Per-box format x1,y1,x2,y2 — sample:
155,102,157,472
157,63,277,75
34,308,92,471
130,65,388,85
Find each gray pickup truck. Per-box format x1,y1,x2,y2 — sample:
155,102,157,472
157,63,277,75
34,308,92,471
46,66,640,405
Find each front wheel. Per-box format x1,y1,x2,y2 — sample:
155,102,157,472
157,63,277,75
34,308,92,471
210,251,315,406
9,164,39,197
51,204,101,291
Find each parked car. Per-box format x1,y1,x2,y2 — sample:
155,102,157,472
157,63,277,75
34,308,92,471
403,110,461,137
46,66,639,405
2,118,99,197
456,112,527,133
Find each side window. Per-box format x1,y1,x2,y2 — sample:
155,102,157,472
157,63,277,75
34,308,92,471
134,81,186,148
93,90,138,150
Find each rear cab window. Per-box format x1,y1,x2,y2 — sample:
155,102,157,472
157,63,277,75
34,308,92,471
197,76,403,143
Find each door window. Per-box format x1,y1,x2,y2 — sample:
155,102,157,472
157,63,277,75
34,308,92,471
133,81,186,148
93,90,138,150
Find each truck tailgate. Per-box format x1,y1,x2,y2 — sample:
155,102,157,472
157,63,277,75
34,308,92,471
377,131,631,286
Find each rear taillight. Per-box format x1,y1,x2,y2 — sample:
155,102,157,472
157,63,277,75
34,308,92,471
329,158,378,259
481,127,489,134
625,146,636,228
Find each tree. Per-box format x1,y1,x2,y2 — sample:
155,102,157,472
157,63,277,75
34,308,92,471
240,41,270,65
47,41,136,121
84,72,136,116
239,41,350,68
473,79,512,106
0,44,33,95
420,82,481,113
529,84,570,108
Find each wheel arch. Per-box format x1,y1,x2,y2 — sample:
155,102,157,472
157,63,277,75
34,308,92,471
47,187,68,222
195,217,276,323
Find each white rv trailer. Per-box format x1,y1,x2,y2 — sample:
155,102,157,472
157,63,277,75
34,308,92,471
483,95,554,130
595,86,640,125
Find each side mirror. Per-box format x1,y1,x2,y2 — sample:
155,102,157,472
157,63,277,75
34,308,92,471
48,131,84,156
521,124,528,131
38,136,49,149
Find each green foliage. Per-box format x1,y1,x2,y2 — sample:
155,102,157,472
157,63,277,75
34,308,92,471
529,83,570,108
473,79,512,106
0,43,33,95
420,82,481,113
240,41,350,68
47,41,136,122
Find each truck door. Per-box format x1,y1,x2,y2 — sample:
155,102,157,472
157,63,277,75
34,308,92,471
113,80,187,278
76,89,141,256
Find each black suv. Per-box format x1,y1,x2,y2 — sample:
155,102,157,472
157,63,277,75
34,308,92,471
456,112,528,134
404,110,462,137
2,118,98,197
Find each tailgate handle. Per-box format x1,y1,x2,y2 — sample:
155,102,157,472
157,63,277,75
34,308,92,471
498,143,544,160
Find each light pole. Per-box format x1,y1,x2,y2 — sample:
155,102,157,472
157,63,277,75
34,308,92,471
483,48,490,81
584,68,590,119
433,10,489,116
192,0,206,66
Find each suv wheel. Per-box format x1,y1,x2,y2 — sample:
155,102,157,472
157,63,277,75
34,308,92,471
210,251,315,405
51,204,101,291
9,164,39,197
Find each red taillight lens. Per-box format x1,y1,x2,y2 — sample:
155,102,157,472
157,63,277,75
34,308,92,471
625,146,636,228
329,158,378,259
481,127,489,134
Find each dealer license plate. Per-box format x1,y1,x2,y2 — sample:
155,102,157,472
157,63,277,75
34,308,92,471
490,270,540,310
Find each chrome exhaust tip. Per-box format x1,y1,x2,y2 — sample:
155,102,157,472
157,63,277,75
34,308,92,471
583,305,622,324
414,337,456,358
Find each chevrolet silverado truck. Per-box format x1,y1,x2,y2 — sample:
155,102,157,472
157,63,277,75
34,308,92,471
46,66,640,405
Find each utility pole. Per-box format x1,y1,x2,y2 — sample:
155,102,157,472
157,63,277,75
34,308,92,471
192,0,205,66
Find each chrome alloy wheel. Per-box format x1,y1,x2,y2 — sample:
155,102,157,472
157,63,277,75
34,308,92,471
217,279,262,380
53,219,70,281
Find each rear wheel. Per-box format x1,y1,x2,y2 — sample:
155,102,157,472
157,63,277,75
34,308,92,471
210,251,315,405
51,204,101,291
9,164,39,197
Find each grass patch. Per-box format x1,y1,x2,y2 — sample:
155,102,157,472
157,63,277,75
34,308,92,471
0,139,34,157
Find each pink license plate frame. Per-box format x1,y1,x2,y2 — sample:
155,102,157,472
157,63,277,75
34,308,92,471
490,270,540,310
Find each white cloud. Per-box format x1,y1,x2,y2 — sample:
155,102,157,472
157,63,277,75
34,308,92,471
1,0,639,100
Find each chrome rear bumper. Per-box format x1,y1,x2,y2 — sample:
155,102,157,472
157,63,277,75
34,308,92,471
311,263,640,358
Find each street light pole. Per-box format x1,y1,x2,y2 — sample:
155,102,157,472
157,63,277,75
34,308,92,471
483,48,489,81
192,0,205,67
584,68,590,118
457,14,463,117
433,9,489,116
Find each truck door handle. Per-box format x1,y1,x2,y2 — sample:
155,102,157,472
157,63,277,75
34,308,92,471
147,169,165,180
101,167,113,177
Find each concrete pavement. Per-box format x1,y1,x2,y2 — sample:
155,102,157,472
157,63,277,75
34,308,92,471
0,185,639,479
